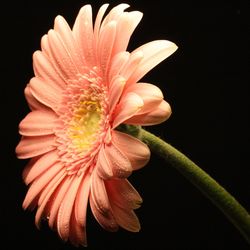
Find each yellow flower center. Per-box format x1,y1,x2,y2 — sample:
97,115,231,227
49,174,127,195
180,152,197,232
67,100,102,153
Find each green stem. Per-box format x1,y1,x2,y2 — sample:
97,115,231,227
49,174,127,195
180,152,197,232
124,126,250,244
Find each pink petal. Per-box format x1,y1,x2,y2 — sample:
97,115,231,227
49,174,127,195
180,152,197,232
125,99,172,125
112,130,150,170
112,92,144,128
16,135,56,159
57,173,84,241
105,178,142,210
98,21,117,74
108,75,126,113
35,170,66,228
120,51,144,81
54,15,85,74
104,141,132,178
23,149,59,184
48,176,73,228
19,110,58,136
33,50,65,89
108,51,130,83
96,146,113,179
90,172,111,215
125,82,163,114
93,4,109,56
41,34,68,83
89,192,118,232
29,77,62,110
112,11,143,55
69,210,87,247
22,162,63,209
47,29,80,80
111,205,141,232
100,4,129,29
128,40,178,84
73,5,95,68
74,172,91,226
24,85,51,111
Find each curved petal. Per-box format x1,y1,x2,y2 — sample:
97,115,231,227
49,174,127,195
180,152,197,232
112,92,143,128
74,172,91,226
125,100,172,125
104,141,132,178
89,192,118,232
33,50,66,88
29,77,62,110
48,176,73,228
73,5,95,67
47,29,80,80
35,170,66,228
108,75,126,114
111,205,140,232
112,11,143,55
96,146,113,179
54,15,85,74
105,178,142,210
90,172,111,215
93,4,109,54
112,130,150,170
98,21,117,74
23,149,59,184
24,85,51,111
128,40,178,84
108,51,130,83
125,82,163,114
16,135,56,159
22,161,63,209
19,110,58,136
57,173,84,241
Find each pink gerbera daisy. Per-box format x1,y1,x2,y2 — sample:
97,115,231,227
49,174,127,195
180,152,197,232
16,3,177,246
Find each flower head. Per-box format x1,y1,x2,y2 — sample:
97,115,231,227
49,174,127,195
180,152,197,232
16,3,177,246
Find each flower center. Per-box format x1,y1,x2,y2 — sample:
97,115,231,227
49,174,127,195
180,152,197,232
56,70,110,175
67,100,102,152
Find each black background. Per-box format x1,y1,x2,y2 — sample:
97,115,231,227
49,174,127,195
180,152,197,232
1,0,249,249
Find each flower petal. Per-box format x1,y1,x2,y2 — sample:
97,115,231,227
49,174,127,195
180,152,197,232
108,51,130,83
48,176,73,228
73,5,95,68
112,205,141,232
33,50,65,88
125,82,163,114
54,15,85,73
125,100,172,125
128,40,178,84
89,190,118,232
96,146,113,179
19,110,58,136
47,29,80,80
35,170,66,228
24,85,50,111
57,173,84,241
29,77,62,110
74,172,91,226
104,141,132,178
22,161,63,209
112,92,143,128
16,135,56,159
93,4,110,54
108,75,126,113
112,130,150,170
112,11,143,55
105,178,142,210
98,21,117,74
23,149,59,185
